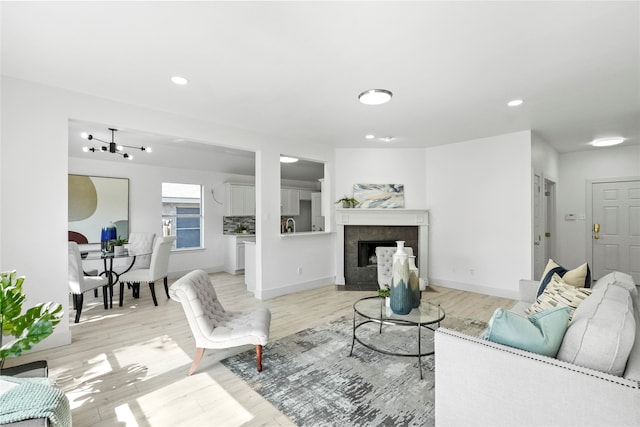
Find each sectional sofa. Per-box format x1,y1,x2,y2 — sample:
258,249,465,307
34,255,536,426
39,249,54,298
434,271,640,426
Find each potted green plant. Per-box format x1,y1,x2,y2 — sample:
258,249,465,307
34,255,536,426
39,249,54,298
335,195,359,208
111,236,128,255
1,270,63,368
377,286,391,307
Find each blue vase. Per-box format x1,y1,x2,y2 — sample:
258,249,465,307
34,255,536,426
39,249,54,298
101,222,117,254
390,242,412,315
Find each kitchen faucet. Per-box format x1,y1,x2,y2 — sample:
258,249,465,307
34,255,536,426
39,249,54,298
286,217,296,233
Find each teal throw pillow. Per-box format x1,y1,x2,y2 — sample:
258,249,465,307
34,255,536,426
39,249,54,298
483,307,571,357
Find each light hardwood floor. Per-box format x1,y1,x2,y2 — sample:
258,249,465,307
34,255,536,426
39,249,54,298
4,273,514,427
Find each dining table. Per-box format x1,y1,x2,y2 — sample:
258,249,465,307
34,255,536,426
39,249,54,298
81,247,152,309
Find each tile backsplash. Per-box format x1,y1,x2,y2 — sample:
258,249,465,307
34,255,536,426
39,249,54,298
223,216,256,235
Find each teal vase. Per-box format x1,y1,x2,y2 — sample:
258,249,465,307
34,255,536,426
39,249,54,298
390,241,412,315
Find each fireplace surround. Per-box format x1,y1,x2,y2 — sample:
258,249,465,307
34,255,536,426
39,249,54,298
335,208,429,288
346,227,419,287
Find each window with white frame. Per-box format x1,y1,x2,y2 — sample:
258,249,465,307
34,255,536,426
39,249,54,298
162,182,202,249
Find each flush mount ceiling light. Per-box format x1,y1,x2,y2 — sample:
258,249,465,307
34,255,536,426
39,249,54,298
591,137,625,147
365,134,375,140
507,99,524,107
358,89,393,105
171,76,189,85
82,128,151,160
379,136,395,142
280,156,299,163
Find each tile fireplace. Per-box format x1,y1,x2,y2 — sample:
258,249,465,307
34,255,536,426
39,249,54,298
335,208,429,289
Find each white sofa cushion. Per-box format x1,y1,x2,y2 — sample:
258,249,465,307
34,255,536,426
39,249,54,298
557,283,636,376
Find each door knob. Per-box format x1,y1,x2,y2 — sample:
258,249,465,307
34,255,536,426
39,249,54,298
594,234,600,240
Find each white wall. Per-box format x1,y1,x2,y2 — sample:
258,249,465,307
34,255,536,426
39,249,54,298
531,132,560,183
556,144,640,269
1,77,335,351
334,148,428,209
426,131,532,299
334,136,532,299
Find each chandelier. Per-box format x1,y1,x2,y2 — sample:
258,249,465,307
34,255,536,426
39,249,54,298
81,128,151,160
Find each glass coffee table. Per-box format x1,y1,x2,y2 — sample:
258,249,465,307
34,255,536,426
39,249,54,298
349,296,445,379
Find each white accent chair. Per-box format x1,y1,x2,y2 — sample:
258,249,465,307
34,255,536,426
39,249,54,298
169,269,271,375
118,235,176,306
68,242,109,323
375,246,414,289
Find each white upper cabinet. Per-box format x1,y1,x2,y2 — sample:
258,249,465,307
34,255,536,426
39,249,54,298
225,183,255,216
281,188,300,216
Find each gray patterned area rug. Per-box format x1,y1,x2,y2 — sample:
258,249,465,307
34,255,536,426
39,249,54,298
220,314,487,427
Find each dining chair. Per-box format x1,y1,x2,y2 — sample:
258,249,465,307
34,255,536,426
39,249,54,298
169,269,271,375
119,235,176,306
68,241,109,323
113,232,156,274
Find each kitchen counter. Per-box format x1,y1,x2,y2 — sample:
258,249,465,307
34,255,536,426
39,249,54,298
280,231,333,237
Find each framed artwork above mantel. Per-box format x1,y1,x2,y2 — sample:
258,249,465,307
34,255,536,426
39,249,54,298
353,183,405,208
68,174,129,244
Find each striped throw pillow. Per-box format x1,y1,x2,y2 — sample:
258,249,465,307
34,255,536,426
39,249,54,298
526,273,592,320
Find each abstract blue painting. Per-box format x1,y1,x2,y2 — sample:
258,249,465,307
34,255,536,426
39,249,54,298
353,184,405,208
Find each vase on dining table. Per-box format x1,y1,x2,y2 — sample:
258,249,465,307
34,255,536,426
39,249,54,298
390,241,412,315
101,222,117,254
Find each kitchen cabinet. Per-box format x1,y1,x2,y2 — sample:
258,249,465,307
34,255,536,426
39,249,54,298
224,235,255,274
299,189,312,200
311,192,324,231
225,183,255,216
281,188,300,216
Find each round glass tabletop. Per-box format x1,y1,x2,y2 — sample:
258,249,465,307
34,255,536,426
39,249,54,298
354,296,445,326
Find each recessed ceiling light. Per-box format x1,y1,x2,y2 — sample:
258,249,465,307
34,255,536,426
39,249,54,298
280,156,299,163
379,136,395,142
507,99,524,107
365,134,375,140
591,137,625,147
358,89,393,105
171,76,189,85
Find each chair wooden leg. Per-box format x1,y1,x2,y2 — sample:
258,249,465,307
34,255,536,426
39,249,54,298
149,282,158,306
256,344,263,372
102,285,109,309
132,283,140,298
188,348,205,376
164,276,170,299
119,282,125,307
74,293,83,323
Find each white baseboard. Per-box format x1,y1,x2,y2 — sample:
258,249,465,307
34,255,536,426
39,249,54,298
430,277,520,300
168,266,224,280
258,276,335,300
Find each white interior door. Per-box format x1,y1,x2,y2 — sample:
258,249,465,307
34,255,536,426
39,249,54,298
590,178,640,283
533,172,557,280
544,179,556,266
533,172,545,278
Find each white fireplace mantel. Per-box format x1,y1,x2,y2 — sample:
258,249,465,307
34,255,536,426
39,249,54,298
335,208,429,226
335,208,429,286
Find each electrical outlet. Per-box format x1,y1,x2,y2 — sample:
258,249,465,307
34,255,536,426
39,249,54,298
297,267,302,275
470,268,475,276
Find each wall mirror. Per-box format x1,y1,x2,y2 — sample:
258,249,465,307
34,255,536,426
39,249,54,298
68,174,129,243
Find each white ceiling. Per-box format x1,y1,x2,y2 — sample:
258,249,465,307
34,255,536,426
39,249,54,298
2,1,639,175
